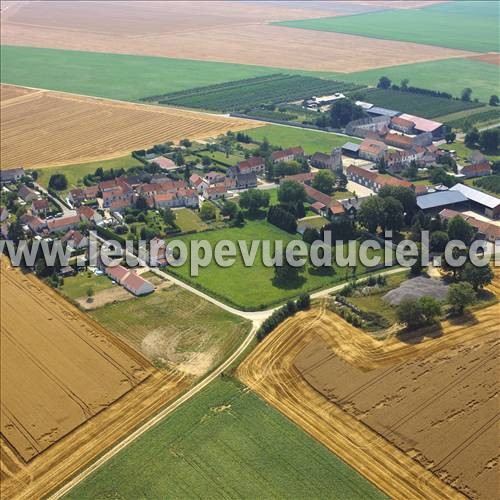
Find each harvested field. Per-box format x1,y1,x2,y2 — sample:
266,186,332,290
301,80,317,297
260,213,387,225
0,85,262,169
0,261,189,499
238,275,500,499
465,53,500,65
0,83,38,102
0,260,150,461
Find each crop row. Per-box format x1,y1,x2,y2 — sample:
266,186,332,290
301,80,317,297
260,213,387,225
145,74,363,112
355,88,484,119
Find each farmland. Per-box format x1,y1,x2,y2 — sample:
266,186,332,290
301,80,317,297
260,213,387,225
0,86,262,169
340,58,499,103
65,378,385,500
0,259,150,461
166,219,384,310
357,88,484,119
145,74,363,112
238,289,500,499
441,108,500,130
245,124,360,154
91,285,251,375
275,1,499,53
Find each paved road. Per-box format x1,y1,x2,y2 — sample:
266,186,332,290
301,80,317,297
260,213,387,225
35,183,73,214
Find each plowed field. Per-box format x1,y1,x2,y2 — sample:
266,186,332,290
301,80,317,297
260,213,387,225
238,274,500,499
0,85,261,169
0,260,189,499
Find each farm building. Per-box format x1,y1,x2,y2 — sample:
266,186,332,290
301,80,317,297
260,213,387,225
398,114,444,138
459,161,491,179
390,116,415,134
341,142,360,157
439,209,500,242
0,167,24,185
366,106,399,118
450,183,500,219
358,138,387,162
416,190,468,213
271,146,304,164
346,164,413,193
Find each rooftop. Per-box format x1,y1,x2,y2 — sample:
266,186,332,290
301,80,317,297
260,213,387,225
416,190,468,210
450,183,500,209
399,113,443,133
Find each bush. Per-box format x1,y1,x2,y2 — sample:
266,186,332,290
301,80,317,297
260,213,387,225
396,296,441,329
267,205,297,233
48,173,68,191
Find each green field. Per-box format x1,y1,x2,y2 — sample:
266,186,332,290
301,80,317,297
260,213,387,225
91,285,251,370
174,208,209,233
65,378,385,500
340,58,499,103
244,124,359,154
147,73,362,112
440,108,500,130
166,219,384,310
35,155,142,194
440,141,500,162
0,46,336,102
356,88,484,118
275,1,499,53
59,271,114,300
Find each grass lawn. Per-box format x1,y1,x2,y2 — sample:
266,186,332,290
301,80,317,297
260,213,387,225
440,142,500,162
202,150,243,166
165,219,385,310
175,208,209,233
0,46,337,102
245,124,359,155
35,155,142,194
275,1,499,53
339,58,499,103
65,378,386,500
59,271,114,300
90,286,251,372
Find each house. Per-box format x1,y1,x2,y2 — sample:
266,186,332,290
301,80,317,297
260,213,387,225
109,198,133,213
104,265,154,296
358,138,387,162
398,114,444,138
77,205,102,225
234,156,265,175
416,190,468,213
68,185,100,206
204,171,226,184
282,172,316,184
189,173,206,193
47,214,81,233
20,214,46,233
0,167,24,185
390,116,415,134
310,201,326,214
149,237,168,266
310,152,332,169
122,272,155,296
450,183,500,219
18,184,38,202
303,185,345,219
383,149,423,173
234,172,257,189
151,156,176,171
61,230,88,249
153,192,178,209
346,165,413,193
204,184,227,201
438,209,500,242
32,198,50,216
270,146,304,164
460,161,491,179
179,188,199,208
383,133,414,150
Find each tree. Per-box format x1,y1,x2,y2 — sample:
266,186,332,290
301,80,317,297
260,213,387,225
173,150,185,166
200,201,216,221
267,205,297,233
179,138,192,148
429,166,455,188
48,173,68,191
358,196,385,233
377,76,391,89
430,231,449,253
277,180,306,216
396,296,441,329
447,282,476,315
479,129,498,153
378,185,417,223
489,95,499,106
464,128,480,148
273,260,304,286
461,87,472,102
447,215,474,246
462,263,494,291
382,196,404,231
218,132,235,158
322,216,355,242
239,189,270,216
220,200,238,219
302,227,320,244
377,156,387,174
135,195,148,211
312,170,335,195
403,161,418,180
329,99,366,128
492,160,500,174
201,156,211,167
296,293,311,309
163,207,176,226
445,131,456,144
86,287,94,300
400,78,409,90
336,172,348,190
